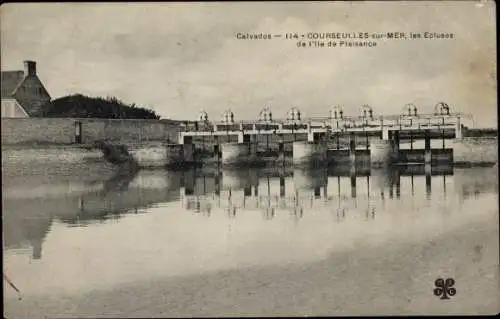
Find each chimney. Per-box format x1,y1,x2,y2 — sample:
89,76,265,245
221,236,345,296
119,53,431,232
23,60,36,77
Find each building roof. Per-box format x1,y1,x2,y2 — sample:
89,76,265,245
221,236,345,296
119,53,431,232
1,70,25,98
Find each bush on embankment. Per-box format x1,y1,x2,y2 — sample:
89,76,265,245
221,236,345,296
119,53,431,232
38,94,161,119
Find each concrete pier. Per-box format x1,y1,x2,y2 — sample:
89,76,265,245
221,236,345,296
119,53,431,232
370,140,393,167
221,143,253,166
131,144,185,167
292,141,327,166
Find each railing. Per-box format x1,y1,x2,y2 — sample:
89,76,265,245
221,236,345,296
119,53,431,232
181,113,472,133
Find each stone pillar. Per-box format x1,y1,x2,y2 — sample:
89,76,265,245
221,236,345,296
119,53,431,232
424,130,431,164
183,136,194,163
370,139,392,167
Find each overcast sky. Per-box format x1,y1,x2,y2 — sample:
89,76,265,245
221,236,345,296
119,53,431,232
1,1,496,127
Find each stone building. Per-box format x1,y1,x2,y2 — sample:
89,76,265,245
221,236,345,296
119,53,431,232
1,60,51,118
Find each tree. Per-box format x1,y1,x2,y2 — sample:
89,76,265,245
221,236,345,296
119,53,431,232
38,94,161,119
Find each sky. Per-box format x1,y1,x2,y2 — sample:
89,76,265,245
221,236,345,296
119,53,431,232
1,1,497,127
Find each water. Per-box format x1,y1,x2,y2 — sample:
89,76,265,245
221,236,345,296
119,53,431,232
3,162,499,317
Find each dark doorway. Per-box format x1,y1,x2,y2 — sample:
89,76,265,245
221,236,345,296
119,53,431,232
75,121,82,144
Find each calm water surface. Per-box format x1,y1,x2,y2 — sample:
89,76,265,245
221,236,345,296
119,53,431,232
3,161,499,316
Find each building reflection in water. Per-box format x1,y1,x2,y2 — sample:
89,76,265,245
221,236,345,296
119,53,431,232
3,167,184,259
2,214,54,261
3,163,497,260
180,164,496,222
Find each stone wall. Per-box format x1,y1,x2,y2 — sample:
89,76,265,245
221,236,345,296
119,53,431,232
1,118,181,145
1,146,103,167
452,137,498,164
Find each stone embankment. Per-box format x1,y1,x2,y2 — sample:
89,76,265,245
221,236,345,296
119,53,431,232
2,137,497,169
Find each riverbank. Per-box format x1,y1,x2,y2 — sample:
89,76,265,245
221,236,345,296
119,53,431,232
2,137,498,168
4,210,498,318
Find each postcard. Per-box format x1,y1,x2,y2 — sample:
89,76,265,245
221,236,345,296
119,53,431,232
2,1,498,317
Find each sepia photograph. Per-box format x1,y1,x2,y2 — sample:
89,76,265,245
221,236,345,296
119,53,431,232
2,1,498,317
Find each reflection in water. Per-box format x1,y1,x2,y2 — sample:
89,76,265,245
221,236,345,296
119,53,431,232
2,215,53,261
2,163,498,303
4,164,498,260
3,166,183,259
179,165,470,222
